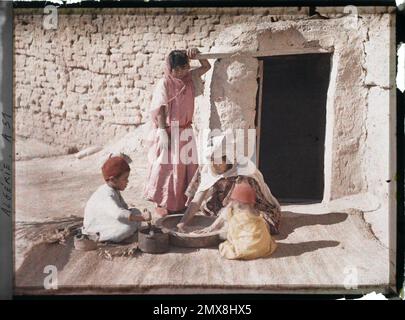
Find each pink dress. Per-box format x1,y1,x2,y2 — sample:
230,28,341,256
143,66,198,212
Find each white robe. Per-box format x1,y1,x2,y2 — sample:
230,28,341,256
82,184,140,242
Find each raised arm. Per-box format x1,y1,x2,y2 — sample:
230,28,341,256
187,48,211,78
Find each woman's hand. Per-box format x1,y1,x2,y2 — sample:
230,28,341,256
142,209,152,222
129,213,144,222
156,105,169,149
186,48,200,59
188,48,211,77
176,222,186,232
157,128,170,150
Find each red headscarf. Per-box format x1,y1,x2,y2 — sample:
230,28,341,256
149,53,195,126
163,53,193,101
102,156,130,181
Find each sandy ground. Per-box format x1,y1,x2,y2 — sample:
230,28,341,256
14,140,392,294
15,136,67,161
15,150,154,223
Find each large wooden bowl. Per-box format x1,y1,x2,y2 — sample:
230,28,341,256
155,214,222,248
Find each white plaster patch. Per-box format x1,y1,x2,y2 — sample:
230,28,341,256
209,56,258,131
257,27,307,51
364,15,393,88
226,61,247,83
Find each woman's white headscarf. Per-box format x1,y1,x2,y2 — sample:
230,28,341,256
196,134,281,211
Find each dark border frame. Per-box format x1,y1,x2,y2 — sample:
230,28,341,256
1,0,403,301
11,0,399,9
0,0,13,301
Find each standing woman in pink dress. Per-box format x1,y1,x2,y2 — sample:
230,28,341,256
144,48,211,216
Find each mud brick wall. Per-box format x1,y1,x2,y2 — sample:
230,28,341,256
14,7,310,150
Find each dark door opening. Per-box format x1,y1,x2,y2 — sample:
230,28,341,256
257,53,331,204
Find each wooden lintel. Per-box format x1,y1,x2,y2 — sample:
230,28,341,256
195,48,332,60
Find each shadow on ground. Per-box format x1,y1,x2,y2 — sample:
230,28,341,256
266,211,347,258
271,240,340,258
276,211,348,241
15,239,75,287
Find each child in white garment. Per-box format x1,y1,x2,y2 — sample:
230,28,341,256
82,155,151,243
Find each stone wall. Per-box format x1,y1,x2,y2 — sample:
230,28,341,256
14,7,310,150
14,7,396,203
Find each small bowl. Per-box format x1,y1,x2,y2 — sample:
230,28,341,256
74,234,98,251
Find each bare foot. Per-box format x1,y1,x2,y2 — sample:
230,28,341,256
155,206,168,217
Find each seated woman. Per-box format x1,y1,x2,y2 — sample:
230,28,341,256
177,135,281,235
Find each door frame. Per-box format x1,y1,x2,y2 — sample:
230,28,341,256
255,52,334,203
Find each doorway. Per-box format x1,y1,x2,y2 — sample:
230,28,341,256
257,53,332,204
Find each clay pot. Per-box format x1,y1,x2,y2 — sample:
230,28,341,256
74,234,98,251
138,226,169,254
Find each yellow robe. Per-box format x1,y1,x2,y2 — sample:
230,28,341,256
219,206,277,260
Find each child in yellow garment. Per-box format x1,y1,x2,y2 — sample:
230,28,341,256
218,181,277,260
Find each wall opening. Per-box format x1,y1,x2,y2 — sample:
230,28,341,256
257,53,332,204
